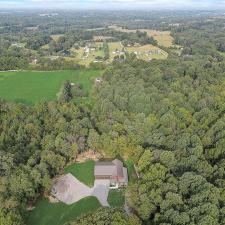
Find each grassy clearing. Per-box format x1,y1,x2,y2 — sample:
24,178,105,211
126,44,168,60
64,160,95,187
50,34,64,41
0,70,102,105
107,189,125,208
108,42,124,60
41,44,50,49
70,43,104,66
108,42,167,61
109,25,175,47
26,197,101,225
144,30,173,47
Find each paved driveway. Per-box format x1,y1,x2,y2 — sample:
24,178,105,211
53,174,92,205
53,174,110,206
91,179,110,206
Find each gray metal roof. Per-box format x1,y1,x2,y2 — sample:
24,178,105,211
119,167,128,183
94,159,126,178
112,159,123,177
94,162,117,176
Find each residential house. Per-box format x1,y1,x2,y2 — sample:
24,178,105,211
94,159,128,187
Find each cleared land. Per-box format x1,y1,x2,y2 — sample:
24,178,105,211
126,44,168,60
109,25,175,47
41,40,168,67
70,43,104,66
108,42,124,60
108,42,167,60
142,30,173,48
64,160,95,187
0,70,102,105
50,34,64,41
26,197,101,225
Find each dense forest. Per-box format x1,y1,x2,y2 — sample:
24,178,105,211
1,10,225,225
91,56,225,224
0,101,92,224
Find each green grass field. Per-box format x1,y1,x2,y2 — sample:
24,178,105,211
107,189,125,208
26,197,101,225
64,160,95,187
0,70,102,105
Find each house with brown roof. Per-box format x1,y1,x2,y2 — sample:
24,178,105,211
94,159,128,187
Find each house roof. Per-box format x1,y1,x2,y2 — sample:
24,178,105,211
94,162,117,176
112,159,123,177
119,168,128,183
94,159,127,182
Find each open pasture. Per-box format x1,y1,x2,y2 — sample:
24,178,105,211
109,25,175,47
126,44,168,60
0,70,102,105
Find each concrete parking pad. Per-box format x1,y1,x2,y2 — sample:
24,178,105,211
52,173,110,206
91,180,110,206
52,174,92,205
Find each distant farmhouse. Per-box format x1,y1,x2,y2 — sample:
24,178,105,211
146,49,161,55
94,159,128,187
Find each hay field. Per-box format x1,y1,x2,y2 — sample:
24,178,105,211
109,25,174,47
0,70,102,105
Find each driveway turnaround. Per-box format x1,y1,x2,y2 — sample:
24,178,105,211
52,173,110,206
92,179,110,206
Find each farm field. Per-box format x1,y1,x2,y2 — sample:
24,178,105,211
109,25,175,47
26,197,101,225
108,42,167,61
0,70,102,105
143,30,174,48
126,44,168,60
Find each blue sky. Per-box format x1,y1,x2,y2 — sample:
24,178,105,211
1,0,225,9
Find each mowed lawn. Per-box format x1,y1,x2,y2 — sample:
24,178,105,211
107,189,125,208
26,197,101,225
64,160,95,187
0,70,102,105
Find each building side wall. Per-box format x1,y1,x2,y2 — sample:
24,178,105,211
95,175,111,179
